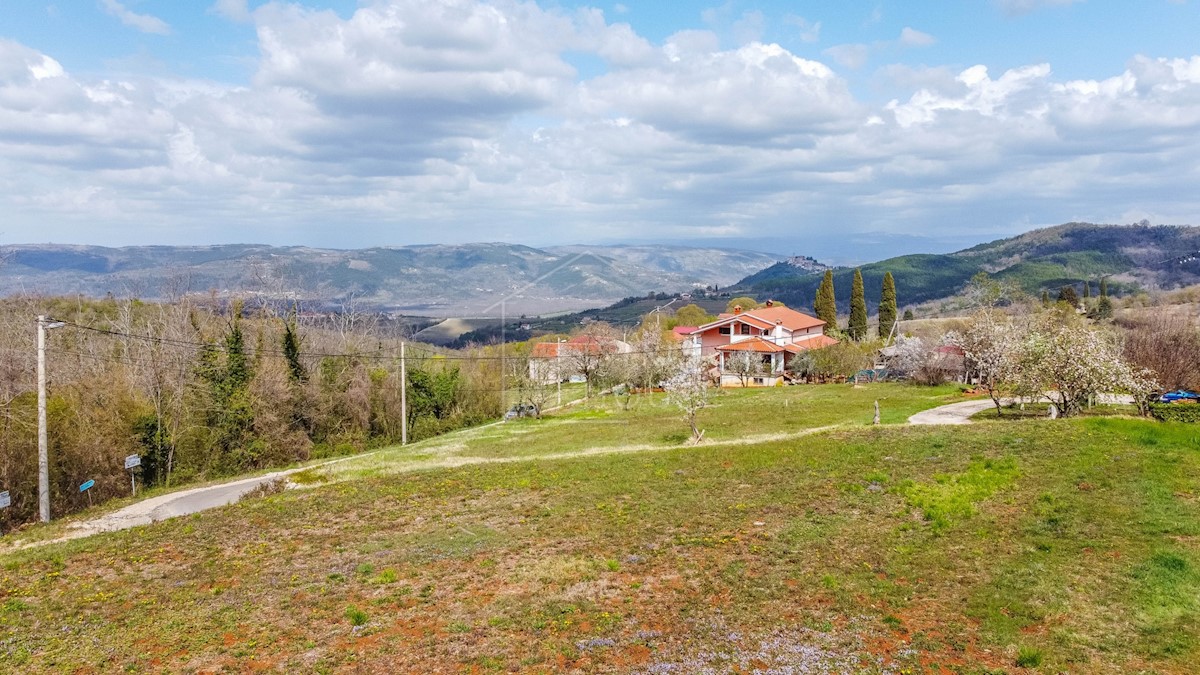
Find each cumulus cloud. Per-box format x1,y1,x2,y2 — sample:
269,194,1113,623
0,1,1198,249
583,42,861,144
100,0,171,35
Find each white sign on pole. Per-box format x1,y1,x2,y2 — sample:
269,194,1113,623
124,454,142,470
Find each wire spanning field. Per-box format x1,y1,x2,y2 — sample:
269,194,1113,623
2,386,1198,673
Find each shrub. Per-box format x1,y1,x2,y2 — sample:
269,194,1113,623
1149,403,1200,423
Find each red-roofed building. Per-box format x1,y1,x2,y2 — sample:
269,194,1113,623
528,335,632,384
685,301,838,386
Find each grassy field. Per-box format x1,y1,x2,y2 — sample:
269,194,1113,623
323,383,967,482
2,385,1199,673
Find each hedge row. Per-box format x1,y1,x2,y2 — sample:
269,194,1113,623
1150,403,1200,423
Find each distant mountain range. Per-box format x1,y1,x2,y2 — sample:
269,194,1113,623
734,222,1200,312
0,243,779,317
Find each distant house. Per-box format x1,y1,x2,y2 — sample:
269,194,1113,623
685,301,837,387
671,326,697,342
528,334,632,384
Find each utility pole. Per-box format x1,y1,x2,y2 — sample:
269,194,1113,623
36,315,64,523
556,338,564,407
400,341,407,446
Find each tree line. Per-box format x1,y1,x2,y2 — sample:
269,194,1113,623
813,269,898,340
0,295,503,531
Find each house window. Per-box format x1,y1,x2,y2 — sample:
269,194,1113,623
719,326,731,335
752,377,765,385
740,324,751,335
762,329,770,336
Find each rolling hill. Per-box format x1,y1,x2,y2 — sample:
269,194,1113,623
736,222,1200,313
0,243,778,317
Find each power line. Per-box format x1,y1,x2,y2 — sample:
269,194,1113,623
51,318,698,363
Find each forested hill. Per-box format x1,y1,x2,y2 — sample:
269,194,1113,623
735,222,1200,312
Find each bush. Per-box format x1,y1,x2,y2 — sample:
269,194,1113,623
1149,403,1200,423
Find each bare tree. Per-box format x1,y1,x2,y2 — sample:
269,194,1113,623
1121,314,1200,391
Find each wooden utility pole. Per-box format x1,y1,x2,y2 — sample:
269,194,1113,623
400,341,407,445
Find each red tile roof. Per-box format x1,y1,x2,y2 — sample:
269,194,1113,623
530,342,560,358
671,326,697,342
695,305,825,334
745,305,826,331
715,337,786,353
784,334,839,352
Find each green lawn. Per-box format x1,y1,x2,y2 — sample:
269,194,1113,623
2,387,1198,673
324,382,967,480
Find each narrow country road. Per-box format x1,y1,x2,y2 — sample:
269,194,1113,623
907,393,1136,425
9,424,841,552
907,398,997,425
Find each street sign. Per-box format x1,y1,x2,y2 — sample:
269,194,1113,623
0,491,9,509
124,454,141,470
79,479,95,492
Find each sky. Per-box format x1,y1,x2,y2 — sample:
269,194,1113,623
1,0,1199,261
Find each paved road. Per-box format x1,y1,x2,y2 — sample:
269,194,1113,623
908,393,1136,425
907,398,997,425
65,469,301,538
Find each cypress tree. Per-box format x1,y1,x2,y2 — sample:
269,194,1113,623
878,272,897,339
1082,281,1091,299
849,268,867,340
282,309,306,383
1057,285,1079,306
814,270,837,328
1099,277,1108,298
1041,289,1050,306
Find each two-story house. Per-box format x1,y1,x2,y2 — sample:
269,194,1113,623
685,301,838,386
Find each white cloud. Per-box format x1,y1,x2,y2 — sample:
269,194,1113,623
784,15,821,44
732,10,766,45
826,28,934,70
994,0,1083,17
900,27,936,47
0,2,1198,249
211,0,251,23
584,42,860,143
99,0,171,35
824,43,870,70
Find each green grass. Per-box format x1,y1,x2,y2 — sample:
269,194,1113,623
325,382,968,480
2,393,1198,673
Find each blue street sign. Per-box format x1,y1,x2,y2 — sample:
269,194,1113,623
79,479,95,492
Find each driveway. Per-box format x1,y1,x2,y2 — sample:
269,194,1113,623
907,398,997,425
908,393,1136,425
